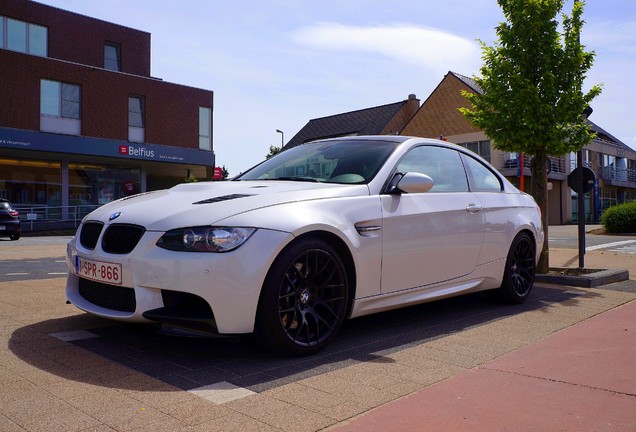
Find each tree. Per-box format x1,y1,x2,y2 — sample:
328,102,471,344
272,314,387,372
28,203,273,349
460,0,602,273
221,165,230,180
266,145,282,159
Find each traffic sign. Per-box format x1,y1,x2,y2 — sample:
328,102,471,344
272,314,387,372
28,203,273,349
568,167,595,194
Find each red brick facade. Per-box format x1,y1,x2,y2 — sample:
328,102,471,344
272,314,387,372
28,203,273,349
1,0,150,76
0,0,213,151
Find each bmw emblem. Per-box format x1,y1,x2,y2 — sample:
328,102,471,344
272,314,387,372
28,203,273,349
109,212,122,221
300,289,310,304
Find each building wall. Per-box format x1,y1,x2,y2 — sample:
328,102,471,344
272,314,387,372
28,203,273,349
2,0,151,76
0,0,215,216
401,73,480,138
1,49,212,149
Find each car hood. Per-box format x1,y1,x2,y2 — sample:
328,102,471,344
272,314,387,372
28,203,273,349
84,181,370,231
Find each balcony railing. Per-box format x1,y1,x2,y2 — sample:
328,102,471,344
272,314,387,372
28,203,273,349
599,167,636,183
497,154,567,175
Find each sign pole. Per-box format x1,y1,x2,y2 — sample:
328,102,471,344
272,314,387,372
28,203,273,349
577,150,585,268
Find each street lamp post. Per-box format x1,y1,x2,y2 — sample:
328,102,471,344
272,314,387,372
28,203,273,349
275,129,284,148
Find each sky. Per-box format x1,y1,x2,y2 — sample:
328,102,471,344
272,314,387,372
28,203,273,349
40,0,636,176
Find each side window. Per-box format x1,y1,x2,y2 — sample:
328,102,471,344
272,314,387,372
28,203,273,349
461,153,502,192
397,146,468,192
104,42,121,71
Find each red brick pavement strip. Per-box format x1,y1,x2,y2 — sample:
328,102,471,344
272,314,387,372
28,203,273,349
330,300,636,432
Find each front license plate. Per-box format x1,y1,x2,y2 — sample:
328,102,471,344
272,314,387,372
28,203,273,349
0,226,5,230
74,256,122,285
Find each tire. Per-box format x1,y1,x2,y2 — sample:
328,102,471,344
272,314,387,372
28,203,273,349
10,234,20,241
254,238,350,356
490,232,536,304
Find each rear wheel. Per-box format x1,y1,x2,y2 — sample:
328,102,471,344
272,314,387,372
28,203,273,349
490,232,536,304
255,238,349,356
10,234,20,241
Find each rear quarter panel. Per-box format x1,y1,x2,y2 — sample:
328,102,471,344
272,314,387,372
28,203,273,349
474,191,543,265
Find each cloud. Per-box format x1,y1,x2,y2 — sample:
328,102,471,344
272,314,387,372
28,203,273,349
293,22,481,75
585,21,636,56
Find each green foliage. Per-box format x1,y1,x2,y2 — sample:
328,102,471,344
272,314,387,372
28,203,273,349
459,0,602,272
266,145,282,159
602,201,636,234
460,0,602,157
184,175,198,183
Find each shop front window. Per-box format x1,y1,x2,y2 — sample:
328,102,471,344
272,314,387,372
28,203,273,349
0,158,61,206
69,163,140,206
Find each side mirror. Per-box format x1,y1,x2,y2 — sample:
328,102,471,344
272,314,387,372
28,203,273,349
394,172,435,194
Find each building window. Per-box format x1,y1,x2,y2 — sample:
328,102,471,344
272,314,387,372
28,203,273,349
199,107,212,150
128,96,145,143
0,158,61,206
41,80,80,119
458,140,491,162
104,42,121,71
628,160,636,183
600,188,617,215
69,162,140,206
40,79,81,135
1,16,47,56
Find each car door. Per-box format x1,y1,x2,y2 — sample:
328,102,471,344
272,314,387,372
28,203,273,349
380,145,485,293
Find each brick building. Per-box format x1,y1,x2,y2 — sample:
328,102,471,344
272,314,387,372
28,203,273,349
286,71,634,224
402,72,636,224
0,0,214,222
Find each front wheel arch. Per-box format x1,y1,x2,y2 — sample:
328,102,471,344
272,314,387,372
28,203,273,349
254,232,356,355
276,231,357,317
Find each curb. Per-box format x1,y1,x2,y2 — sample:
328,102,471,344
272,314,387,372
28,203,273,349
536,268,630,288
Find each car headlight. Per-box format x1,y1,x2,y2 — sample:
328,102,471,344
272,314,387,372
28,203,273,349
156,227,256,252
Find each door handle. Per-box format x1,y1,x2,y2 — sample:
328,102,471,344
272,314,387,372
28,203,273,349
466,203,483,213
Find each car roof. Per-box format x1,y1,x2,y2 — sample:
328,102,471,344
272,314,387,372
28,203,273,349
308,135,413,145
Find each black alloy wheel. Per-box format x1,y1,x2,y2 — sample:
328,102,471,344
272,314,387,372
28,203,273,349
492,232,536,304
255,238,349,355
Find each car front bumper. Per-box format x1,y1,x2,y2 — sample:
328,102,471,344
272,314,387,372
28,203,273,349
66,228,294,334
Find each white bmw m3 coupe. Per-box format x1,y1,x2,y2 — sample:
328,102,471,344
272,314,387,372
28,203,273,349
66,136,543,355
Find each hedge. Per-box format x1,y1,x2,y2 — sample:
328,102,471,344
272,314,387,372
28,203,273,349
601,201,636,234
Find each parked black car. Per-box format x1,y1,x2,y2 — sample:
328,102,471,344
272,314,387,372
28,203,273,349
0,199,20,240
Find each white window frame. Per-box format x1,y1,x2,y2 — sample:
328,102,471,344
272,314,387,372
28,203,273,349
104,42,121,71
199,107,212,150
40,79,81,135
1,16,47,56
128,96,145,143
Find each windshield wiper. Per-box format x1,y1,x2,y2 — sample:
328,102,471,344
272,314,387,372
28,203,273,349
270,176,322,183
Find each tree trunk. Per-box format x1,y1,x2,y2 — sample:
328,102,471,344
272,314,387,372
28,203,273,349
530,153,550,274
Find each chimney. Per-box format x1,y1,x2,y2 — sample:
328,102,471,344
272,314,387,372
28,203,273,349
406,94,420,117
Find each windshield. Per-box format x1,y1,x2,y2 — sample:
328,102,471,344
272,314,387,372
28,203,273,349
236,139,399,184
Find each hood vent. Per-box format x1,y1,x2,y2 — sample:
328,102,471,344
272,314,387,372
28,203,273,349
121,191,153,201
193,194,254,205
